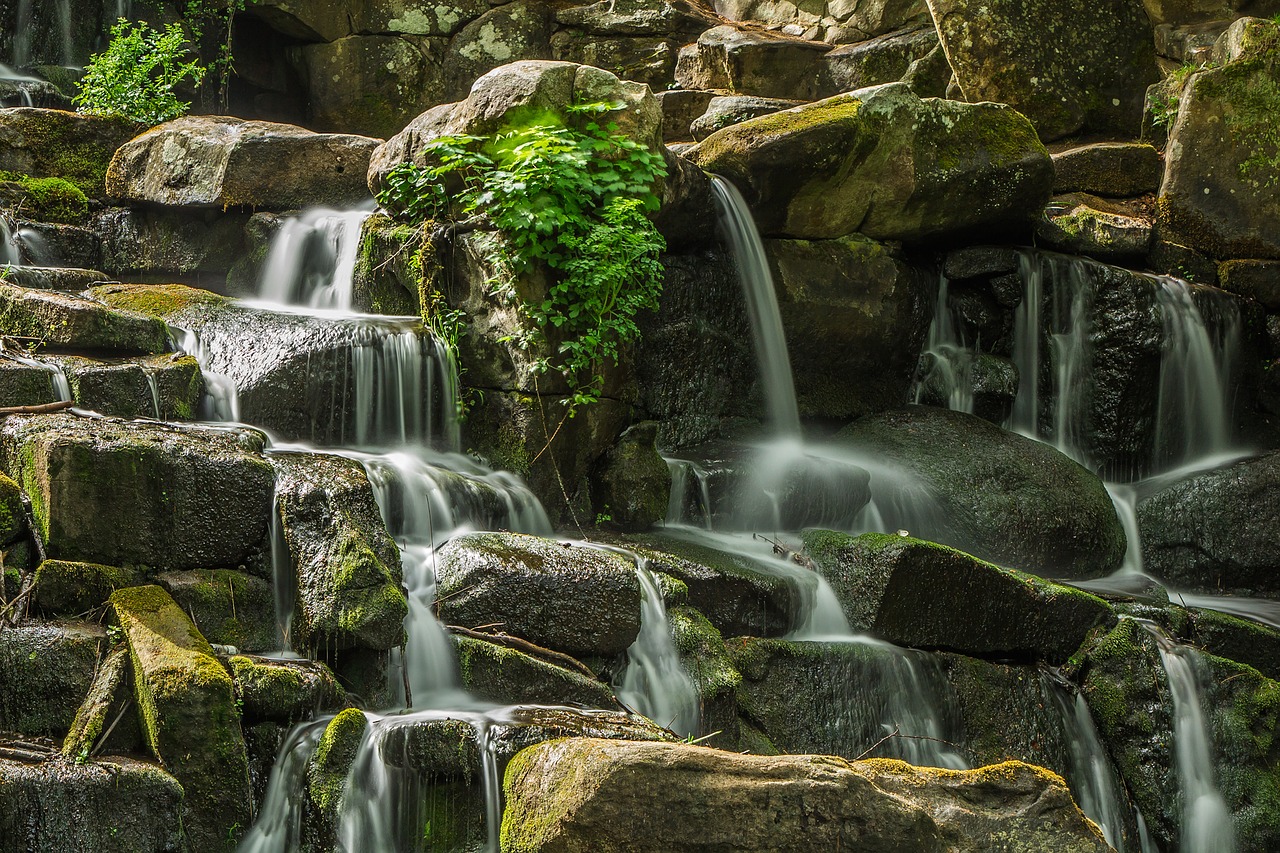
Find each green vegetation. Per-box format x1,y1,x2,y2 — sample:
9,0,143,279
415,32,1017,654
0,171,88,224
74,20,205,125
377,102,667,413
1149,62,1204,129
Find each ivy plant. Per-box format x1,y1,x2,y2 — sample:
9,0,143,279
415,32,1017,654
73,20,205,125
377,102,667,414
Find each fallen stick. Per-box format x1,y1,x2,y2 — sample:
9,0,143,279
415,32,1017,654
0,400,74,416
446,625,598,680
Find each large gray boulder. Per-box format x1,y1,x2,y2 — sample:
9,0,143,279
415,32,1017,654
674,26,832,100
435,532,641,657
803,531,1115,663
272,453,407,651
501,738,1112,852
1157,19,1280,259
925,0,1159,141
836,406,1127,579
106,116,379,210
442,2,555,100
1137,450,1280,595
690,83,1052,242
0,414,274,573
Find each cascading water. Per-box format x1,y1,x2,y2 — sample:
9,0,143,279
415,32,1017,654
1045,675,1130,851
913,273,975,414
258,207,374,311
1146,624,1237,853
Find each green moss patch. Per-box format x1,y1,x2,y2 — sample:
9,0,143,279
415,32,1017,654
0,170,88,223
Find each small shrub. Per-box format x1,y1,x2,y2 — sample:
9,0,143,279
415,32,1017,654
73,20,205,125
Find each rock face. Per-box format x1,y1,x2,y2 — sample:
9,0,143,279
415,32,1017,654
691,83,1053,242
454,635,621,708
926,0,1159,141
0,281,169,354
106,116,379,210
0,621,102,736
1137,450,1280,595
443,1,554,100
110,585,251,853
501,738,1111,852
0,108,139,198
836,406,1127,578
0,414,274,573
1052,142,1162,198
1157,20,1280,259
435,533,641,656
803,532,1115,663
674,26,832,100
272,453,407,651
0,752,184,853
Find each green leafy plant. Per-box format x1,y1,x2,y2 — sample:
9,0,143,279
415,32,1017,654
377,102,667,414
73,20,205,125
1150,62,1204,129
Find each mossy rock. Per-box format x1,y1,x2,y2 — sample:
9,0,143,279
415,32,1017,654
87,282,229,319
454,635,621,709
1035,195,1153,262
156,570,277,652
62,643,135,760
110,584,251,852
0,620,103,736
228,655,345,724
0,170,88,224
0,472,24,545
1191,608,1280,680
0,107,140,198
32,560,145,616
590,421,670,532
669,605,742,746
691,83,1052,242
351,212,425,316
0,280,170,354
49,352,204,421
802,531,1115,664
308,707,368,820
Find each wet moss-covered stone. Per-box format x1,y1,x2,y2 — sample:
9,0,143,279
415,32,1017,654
92,207,252,279
1035,195,1154,262
0,472,23,545
803,532,1115,664
0,107,140,198
1,414,274,573
87,282,229,319
590,421,669,532
436,533,640,657
0,170,87,224
308,706,368,820
0,281,169,354
691,83,1052,242
670,605,741,745
837,406,1127,579
0,752,184,853
110,584,251,853
156,570,277,652
454,635,621,709
49,353,203,422
273,453,406,651
32,560,144,616
62,643,134,760
1191,608,1280,680
351,212,425,316
0,620,102,736
926,0,1158,141
228,655,345,723
0,358,59,408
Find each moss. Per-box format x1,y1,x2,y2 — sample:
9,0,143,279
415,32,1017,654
932,103,1048,174
696,94,862,167
34,560,144,615
308,707,368,816
670,605,741,698
2,110,139,197
0,171,89,223
87,282,228,319
0,472,24,543
454,635,617,707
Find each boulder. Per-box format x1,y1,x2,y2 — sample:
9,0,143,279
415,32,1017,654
501,738,1111,852
31,560,145,616
0,265,107,292
590,421,670,532
454,635,621,708
819,23,939,95
1035,194,1154,262
0,751,184,853
1190,608,1280,681
110,585,251,853
711,0,931,42
1218,259,1280,311
349,213,424,315
50,353,203,421
93,207,251,279
0,358,60,408
1052,142,1163,197
0,621,102,736
836,406,1127,579
550,33,678,89
0,414,274,572
272,453,407,651
435,532,641,657
11,218,99,270
297,35,448,138
690,83,1053,242
803,531,1115,663
0,108,139,198
369,60,662,195
1137,450,1280,595
656,90,715,142
768,235,930,419
442,2,555,101
155,570,277,652
556,0,705,36
925,0,1159,141
674,26,832,101
689,95,804,141
0,281,169,354
669,604,742,743
1157,22,1280,259
226,654,346,723
105,116,379,210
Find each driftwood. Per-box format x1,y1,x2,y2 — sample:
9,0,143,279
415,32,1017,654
0,400,74,416
446,624,599,680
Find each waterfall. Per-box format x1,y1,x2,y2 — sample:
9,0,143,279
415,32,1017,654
1009,251,1043,437
237,717,333,853
613,555,700,738
913,273,975,414
709,176,800,438
1145,624,1236,853
173,328,241,422
12,0,32,67
1046,675,1130,851
258,207,374,311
